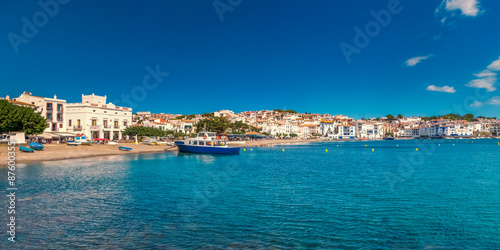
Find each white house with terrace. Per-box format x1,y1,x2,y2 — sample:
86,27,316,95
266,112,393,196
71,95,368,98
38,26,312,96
14,91,68,133
65,94,132,140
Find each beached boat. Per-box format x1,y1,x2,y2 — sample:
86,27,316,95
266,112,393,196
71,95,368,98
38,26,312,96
29,142,44,150
19,146,34,153
67,134,91,146
383,137,395,140
119,146,132,151
67,141,81,146
174,131,240,154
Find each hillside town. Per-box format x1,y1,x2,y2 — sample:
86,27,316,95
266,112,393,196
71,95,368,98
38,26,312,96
2,92,500,141
136,109,500,140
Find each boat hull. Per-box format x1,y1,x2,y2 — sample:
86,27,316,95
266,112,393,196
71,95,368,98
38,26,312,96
20,146,34,153
176,144,240,154
119,146,132,151
29,142,44,150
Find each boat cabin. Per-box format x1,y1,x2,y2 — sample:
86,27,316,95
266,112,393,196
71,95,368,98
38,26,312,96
185,132,228,147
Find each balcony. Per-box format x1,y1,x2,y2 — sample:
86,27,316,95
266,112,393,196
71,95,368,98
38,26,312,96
103,125,112,130
73,125,82,131
90,125,102,131
114,125,120,129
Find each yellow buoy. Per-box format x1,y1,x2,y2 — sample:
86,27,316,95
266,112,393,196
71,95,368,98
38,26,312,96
439,144,440,146
244,148,246,151
365,145,368,147
372,149,374,152
453,144,455,146
337,145,338,147
396,145,398,147
282,149,285,152
325,149,328,152
416,148,418,151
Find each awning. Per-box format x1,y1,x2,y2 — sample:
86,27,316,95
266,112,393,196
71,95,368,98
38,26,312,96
227,134,245,137
30,133,54,139
245,132,265,137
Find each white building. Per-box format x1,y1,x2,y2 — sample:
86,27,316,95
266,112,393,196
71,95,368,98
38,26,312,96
357,122,384,139
65,94,132,140
14,92,68,133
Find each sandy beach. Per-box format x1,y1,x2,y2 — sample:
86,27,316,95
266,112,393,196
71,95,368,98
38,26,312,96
0,139,313,165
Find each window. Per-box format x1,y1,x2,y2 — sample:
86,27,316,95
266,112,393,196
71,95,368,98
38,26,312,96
69,120,72,126
47,113,52,120
103,120,108,127
123,121,128,127
47,103,52,111
57,113,63,121
59,124,63,128
92,119,97,126
114,121,118,128
57,104,63,112
77,119,81,126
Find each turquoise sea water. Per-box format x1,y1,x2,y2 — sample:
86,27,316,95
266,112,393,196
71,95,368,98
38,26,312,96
1,139,499,249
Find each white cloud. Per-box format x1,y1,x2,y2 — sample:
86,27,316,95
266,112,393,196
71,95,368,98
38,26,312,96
467,77,497,92
437,0,481,17
406,55,433,67
469,100,483,107
474,70,497,78
468,57,500,92
487,56,500,71
426,85,456,93
487,96,500,105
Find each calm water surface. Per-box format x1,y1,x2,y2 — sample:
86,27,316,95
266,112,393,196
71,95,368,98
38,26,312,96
1,139,499,249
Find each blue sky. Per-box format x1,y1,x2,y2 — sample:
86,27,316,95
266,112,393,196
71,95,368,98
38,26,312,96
1,0,499,119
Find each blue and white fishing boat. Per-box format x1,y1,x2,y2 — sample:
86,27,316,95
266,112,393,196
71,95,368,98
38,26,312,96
119,146,132,151
175,131,240,154
67,134,91,146
29,142,44,150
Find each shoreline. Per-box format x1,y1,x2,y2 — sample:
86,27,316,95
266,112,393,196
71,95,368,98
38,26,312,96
0,139,313,166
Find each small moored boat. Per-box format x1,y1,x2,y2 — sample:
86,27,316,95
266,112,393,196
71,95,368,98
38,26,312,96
67,134,91,146
174,131,240,154
29,142,44,150
118,146,132,151
67,141,81,146
20,146,35,153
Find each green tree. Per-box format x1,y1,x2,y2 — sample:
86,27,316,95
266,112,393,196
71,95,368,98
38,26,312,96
463,113,475,122
122,126,166,137
397,114,403,119
289,133,298,138
0,100,47,135
195,117,229,134
386,114,395,122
